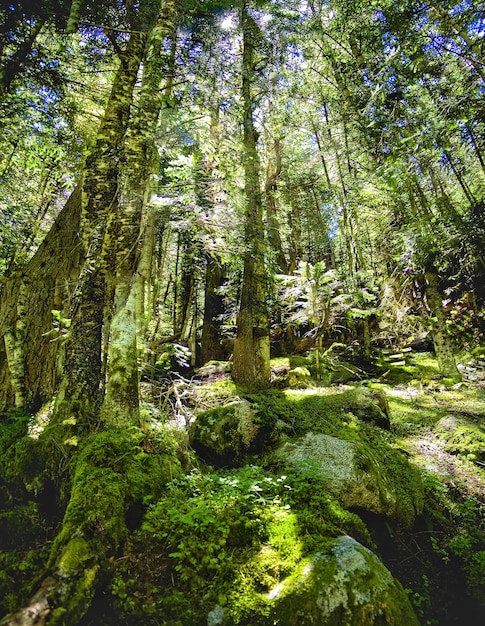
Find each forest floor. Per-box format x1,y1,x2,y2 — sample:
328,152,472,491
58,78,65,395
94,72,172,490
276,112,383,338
383,359,485,506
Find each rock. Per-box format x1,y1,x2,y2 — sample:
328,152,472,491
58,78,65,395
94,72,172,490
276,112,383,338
436,415,485,462
274,432,423,527
196,361,232,378
351,388,391,429
267,535,419,625
189,400,262,467
288,366,312,388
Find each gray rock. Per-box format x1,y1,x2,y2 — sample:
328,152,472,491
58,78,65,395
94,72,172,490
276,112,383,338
267,535,419,625
274,432,423,526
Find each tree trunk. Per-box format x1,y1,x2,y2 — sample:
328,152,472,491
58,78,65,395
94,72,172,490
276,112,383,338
287,189,304,275
102,0,180,426
54,30,146,427
265,137,288,273
0,185,82,412
200,254,226,365
134,207,157,340
0,17,46,101
425,266,461,380
232,2,270,388
1,4,182,624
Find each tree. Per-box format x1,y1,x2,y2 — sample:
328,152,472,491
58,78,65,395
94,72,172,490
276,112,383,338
232,2,271,387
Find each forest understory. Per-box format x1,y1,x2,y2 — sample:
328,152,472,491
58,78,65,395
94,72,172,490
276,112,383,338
1,349,485,626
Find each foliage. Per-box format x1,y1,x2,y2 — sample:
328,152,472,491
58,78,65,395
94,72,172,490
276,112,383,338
110,463,368,624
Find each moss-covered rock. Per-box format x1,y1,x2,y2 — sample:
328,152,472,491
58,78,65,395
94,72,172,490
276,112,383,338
274,432,424,527
288,367,312,388
265,535,419,625
189,400,265,466
435,415,485,463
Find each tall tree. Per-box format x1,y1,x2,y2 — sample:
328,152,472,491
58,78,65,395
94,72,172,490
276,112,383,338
232,2,271,387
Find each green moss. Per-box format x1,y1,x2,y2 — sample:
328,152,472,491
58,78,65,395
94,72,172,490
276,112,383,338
439,422,485,462
422,486,485,609
48,560,100,626
51,428,183,559
0,543,52,615
265,537,419,626
357,429,424,527
270,357,291,369
193,376,240,407
0,409,31,452
109,464,373,625
249,386,388,437
0,431,48,499
57,535,91,573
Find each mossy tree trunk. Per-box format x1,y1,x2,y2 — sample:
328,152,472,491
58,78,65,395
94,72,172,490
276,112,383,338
2,4,184,624
0,186,82,412
53,29,146,428
0,16,46,102
200,254,226,365
265,136,288,273
287,188,304,275
424,265,461,380
232,2,270,388
101,0,181,427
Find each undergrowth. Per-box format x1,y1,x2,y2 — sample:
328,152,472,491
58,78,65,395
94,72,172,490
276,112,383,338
109,464,369,625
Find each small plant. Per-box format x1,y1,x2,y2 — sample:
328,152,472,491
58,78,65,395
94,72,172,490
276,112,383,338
405,574,438,625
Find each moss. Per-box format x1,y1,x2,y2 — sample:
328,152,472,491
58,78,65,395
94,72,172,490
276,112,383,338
0,543,52,615
0,498,56,616
438,421,485,462
109,465,374,625
193,376,240,407
39,426,185,625
0,409,31,452
264,537,419,626
51,428,183,559
274,429,424,528
189,400,266,466
246,386,389,438
0,432,49,501
48,558,101,626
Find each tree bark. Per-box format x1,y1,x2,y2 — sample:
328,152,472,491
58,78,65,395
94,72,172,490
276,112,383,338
265,137,288,273
200,254,226,365
0,185,82,412
54,30,147,428
425,266,461,380
101,0,181,426
0,17,46,102
232,2,270,388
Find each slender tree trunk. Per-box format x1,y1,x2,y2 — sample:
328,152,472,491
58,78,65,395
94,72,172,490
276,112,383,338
424,265,461,380
287,189,304,275
200,255,226,364
0,17,46,101
66,0,83,34
232,2,270,388
134,207,157,340
265,137,288,273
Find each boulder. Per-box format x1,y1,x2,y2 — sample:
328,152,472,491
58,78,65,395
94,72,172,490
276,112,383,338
189,400,262,467
436,414,485,462
288,366,312,388
266,535,419,625
274,432,423,527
